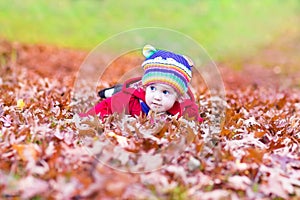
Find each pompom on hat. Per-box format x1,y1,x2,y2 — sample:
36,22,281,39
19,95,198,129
141,44,193,96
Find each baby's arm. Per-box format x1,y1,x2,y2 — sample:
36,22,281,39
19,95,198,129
80,98,113,118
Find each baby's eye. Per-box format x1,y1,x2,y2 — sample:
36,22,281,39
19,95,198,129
150,86,156,91
163,90,169,95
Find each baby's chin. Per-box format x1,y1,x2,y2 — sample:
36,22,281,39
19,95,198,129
149,105,165,113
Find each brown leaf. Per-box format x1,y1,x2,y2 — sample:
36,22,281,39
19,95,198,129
242,148,266,164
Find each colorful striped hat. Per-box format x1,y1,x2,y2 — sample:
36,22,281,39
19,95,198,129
141,45,193,95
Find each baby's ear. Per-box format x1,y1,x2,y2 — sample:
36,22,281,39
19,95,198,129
143,44,157,58
182,55,194,67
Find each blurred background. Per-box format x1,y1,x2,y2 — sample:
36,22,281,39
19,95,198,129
0,0,299,65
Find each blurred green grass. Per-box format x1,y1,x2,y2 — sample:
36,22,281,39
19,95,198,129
0,0,299,61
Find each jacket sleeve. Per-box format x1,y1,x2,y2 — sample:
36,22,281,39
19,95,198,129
80,98,113,118
79,87,136,118
79,77,143,119
181,99,203,123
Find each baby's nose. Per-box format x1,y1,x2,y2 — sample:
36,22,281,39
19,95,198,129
154,92,162,100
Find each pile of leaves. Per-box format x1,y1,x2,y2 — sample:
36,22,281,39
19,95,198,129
0,40,300,199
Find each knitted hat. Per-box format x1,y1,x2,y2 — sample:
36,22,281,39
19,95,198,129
141,45,193,95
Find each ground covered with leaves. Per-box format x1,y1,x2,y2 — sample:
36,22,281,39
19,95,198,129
0,36,300,199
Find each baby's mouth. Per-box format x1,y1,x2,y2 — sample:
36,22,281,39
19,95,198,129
151,102,162,108
152,102,161,106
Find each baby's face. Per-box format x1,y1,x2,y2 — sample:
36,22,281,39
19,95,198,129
145,83,178,113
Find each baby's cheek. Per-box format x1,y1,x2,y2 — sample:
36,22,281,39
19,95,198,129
170,95,177,103
164,100,175,110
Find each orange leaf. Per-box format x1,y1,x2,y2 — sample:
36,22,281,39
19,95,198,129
254,131,265,138
13,144,38,162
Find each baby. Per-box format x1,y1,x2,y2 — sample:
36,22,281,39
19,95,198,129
80,45,203,122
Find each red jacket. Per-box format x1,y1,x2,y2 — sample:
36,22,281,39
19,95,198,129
81,77,203,122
